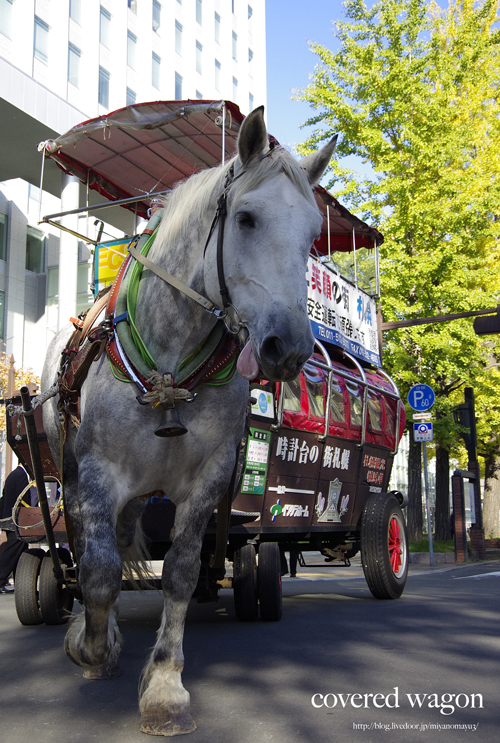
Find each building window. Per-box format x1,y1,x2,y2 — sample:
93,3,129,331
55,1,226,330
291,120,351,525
214,12,220,44
98,66,110,107
249,92,254,111
152,52,161,89
126,87,136,105
68,43,81,87
196,90,202,99
175,71,182,99
215,59,221,91
196,40,202,75
249,48,253,65
196,0,202,25
232,76,238,102
0,0,14,40
127,30,137,69
0,290,4,340
69,0,81,25
248,5,253,19
34,16,49,64
0,213,7,261
232,31,237,61
128,0,137,13
232,0,235,13
175,20,182,55
153,0,161,32
26,227,45,274
100,7,111,48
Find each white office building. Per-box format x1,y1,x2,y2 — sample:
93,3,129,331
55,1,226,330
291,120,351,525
0,0,267,376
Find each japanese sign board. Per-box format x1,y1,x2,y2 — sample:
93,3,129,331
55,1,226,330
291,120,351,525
414,422,433,442
241,428,271,495
94,239,129,292
306,257,380,366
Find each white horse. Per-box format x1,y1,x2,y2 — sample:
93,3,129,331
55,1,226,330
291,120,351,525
42,107,336,736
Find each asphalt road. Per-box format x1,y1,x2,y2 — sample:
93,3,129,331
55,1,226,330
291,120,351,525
0,559,499,743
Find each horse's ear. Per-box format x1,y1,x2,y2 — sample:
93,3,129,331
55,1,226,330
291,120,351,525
237,106,268,166
299,135,338,186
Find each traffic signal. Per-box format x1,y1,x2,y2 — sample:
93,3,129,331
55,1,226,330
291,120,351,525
473,306,500,335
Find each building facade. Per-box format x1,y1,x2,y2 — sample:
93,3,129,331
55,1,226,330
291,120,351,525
0,0,266,378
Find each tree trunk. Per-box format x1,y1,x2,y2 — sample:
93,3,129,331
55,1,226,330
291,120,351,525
407,429,423,541
483,449,500,539
435,444,451,541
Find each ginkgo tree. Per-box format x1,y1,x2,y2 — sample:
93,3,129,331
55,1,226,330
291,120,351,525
295,0,500,540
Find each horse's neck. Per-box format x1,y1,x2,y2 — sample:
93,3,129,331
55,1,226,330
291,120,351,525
134,221,215,375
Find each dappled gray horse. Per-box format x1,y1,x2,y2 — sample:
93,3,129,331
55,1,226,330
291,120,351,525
42,107,336,736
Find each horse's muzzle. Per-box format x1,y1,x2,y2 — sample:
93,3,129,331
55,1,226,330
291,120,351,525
257,334,313,381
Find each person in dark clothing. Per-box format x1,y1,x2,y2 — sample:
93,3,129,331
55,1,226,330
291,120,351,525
0,465,30,593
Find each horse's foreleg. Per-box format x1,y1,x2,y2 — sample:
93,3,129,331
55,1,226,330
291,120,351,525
139,497,215,736
64,460,123,678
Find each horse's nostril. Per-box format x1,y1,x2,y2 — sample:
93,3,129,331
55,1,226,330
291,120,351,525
260,336,284,364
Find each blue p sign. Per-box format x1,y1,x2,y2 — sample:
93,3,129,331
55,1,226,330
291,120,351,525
408,384,435,412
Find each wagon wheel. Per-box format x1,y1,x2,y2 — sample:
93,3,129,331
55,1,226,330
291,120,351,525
233,544,258,621
361,493,408,600
39,551,74,625
14,549,46,626
257,542,282,621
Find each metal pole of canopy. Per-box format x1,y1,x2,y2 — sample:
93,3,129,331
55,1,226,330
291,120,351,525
352,226,358,288
222,101,226,165
327,205,331,262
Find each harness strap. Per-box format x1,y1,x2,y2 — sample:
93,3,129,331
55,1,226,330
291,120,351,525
128,241,221,316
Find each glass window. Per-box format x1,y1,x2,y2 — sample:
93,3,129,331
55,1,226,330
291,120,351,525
175,71,182,99
34,16,49,64
367,390,383,431
152,0,161,32
214,12,220,43
384,397,396,438
26,227,45,274
329,377,345,424
0,213,7,261
232,31,237,60
248,48,253,65
232,0,235,13
68,43,81,87
100,7,111,47
128,0,137,13
283,379,301,413
249,92,254,111
196,0,202,25
126,87,136,105
175,20,182,54
248,4,252,19
303,364,325,418
77,264,93,314
127,30,137,69
196,90,202,99
346,381,363,428
152,52,160,89
215,59,221,91
232,76,238,101
98,66,110,107
69,0,81,25
0,0,14,40
0,290,4,340
196,40,202,74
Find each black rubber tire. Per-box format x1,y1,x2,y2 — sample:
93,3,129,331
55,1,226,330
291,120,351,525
39,555,74,625
14,549,46,626
361,493,409,600
233,544,258,621
258,542,282,621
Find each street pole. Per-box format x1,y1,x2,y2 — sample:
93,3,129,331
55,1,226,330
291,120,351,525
422,441,434,566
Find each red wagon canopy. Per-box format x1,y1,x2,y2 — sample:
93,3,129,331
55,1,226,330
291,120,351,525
40,99,383,251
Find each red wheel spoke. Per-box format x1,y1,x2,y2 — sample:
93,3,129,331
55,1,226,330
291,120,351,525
389,517,402,574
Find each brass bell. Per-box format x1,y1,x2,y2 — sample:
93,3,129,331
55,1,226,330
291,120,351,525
154,405,188,437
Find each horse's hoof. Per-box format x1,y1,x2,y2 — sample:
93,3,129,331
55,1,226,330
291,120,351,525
140,705,196,737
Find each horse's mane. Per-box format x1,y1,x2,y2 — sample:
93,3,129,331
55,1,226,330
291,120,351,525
155,146,317,249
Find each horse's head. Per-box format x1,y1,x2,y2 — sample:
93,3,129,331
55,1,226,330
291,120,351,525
205,106,337,382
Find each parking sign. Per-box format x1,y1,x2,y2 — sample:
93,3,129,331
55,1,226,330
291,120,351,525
408,384,435,412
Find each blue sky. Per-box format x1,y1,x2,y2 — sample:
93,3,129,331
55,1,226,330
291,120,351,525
264,1,345,152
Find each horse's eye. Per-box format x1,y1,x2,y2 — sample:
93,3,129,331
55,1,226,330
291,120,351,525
236,211,255,228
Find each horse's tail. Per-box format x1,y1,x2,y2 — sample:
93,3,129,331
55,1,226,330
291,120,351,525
122,520,157,591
